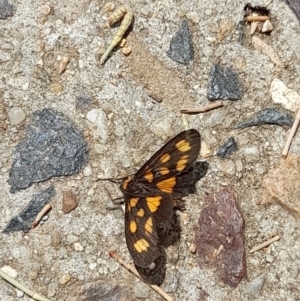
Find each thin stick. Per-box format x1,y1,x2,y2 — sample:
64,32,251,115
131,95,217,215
249,235,280,254
245,15,270,22
282,106,300,158
32,204,52,228
180,101,223,114
0,269,52,301
109,251,174,301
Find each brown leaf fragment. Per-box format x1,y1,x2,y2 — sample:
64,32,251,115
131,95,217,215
262,154,300,218
62,191,78,213
195,186,246,287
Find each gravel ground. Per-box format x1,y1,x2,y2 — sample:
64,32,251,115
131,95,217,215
1,0,300,300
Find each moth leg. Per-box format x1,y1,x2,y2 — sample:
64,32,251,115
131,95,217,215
106,197,124,210
173,198,186,211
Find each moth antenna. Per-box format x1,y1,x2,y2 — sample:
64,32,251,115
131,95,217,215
96,177,124,183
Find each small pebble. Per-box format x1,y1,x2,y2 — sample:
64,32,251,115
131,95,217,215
59,273,71,285
39,5,51,16
245,273,266,297
62,191,78,214
265,255,274,263
50,83,63,94
122,46,132,56
16,289,24,298
74,242,84,252
83,165,92,177
262,20,273,33
8,107,26,125
200,141,212,158
189,243,197,254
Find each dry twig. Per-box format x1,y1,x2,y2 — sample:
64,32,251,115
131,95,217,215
250,235,280,253
245,15,270,22
180,101,223,114
32,204,52,228
0,269,52,301
109,250,174,301
282,106,300,158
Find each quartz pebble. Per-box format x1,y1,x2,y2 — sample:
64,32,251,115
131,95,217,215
8,107,26,125
59,274,71,285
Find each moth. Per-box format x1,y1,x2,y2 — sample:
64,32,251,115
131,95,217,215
119,129,201,268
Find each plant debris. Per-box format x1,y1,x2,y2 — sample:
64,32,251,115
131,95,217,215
244,3,272,35
8,108,89,193
100,6,133,64
3,186,55,233
207,65,244,101
166,19,194,65
217,137,238,158
195,186,246,287
236,108,293,129
0,0,13,19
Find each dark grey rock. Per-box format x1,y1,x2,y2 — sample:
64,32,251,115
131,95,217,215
166,19,193,64
217,137,238,158
0,0,13,19
76,94,94,111
8,108,89,193
207,65,244,101
3,186,55,233
236,108,294,129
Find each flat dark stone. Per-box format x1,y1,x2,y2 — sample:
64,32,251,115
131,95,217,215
3,186,55,233
0,0,13,19
207,65,244,101
236,108,294,129
217,137,238,158
166,19,194,64
8,108,89,193
195,187,246,287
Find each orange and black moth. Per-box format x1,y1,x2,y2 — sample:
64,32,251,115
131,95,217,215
119,129,201,269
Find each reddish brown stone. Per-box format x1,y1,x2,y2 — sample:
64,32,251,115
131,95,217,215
262,155,300,218
62,191,78,214
195,186,246,287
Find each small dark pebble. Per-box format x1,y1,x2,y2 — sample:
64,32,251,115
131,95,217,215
8,108,89,193
237,21,245,45
3,186,55,233
76,94,94,111
207,65,244,101
0,0,13,19
217,137,238,158
166,19,194,65
236,108,294,129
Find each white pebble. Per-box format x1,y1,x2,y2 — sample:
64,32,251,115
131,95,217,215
8,107,26,125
